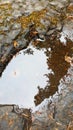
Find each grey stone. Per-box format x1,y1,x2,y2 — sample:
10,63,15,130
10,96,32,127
11,23,21,30
46,29,56,35
12,10,22,18
0,105,31,130
31,66,73,129
0,0,73,129
7,29,21,40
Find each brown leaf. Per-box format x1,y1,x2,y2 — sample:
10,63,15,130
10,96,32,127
13,41,18,48
65,55,72,63
9,119,13,126
0,57,6,63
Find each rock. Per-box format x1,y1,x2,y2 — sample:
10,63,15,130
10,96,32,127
7,29,21,40
0,105,32,130
31,66,73,130
0,0,73,129
11,23,21,30
12,10,22,18
46,29,56,35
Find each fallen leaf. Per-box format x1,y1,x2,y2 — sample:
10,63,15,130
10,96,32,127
31,115,35,122
56,122,62,126
32,31,38,35
55,128,58,130
65,55,72,63
13,41,18,48
29,127,32,130
0,57,6,63
48,114,53,119
9,119,13,126
5,112,8,116
67,121,73,130
67,15,73,20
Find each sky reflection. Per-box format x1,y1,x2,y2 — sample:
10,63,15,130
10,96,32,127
0,46,48,108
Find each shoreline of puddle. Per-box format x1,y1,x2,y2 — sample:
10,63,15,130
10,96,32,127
0,45,49,109
0,31,73,111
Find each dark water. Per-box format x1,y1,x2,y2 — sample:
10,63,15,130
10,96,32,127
0,38,73,109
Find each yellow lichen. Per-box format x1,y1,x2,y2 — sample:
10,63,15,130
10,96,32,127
16,9,47,29
49,17,59,25
0,3,12,24
0,3,12,10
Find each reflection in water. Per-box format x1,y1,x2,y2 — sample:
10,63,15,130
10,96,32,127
0,37,73,108
34,38,73,106
0,46,48,108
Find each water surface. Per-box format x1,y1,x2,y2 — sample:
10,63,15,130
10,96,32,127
0,46,48,108
0,38,73,109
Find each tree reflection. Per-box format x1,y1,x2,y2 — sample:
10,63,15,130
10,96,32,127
34,38,73,106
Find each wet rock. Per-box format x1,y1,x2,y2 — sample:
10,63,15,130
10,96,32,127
1,36,12,44
56,23,62,31
40,18,50,29
0,105,32,130
12,10,22,18
16,38,28,48
31,66,73,130
49,0,69,9
0,0,73,129
46,29,56,35
11,23,21,30
12,3,19,9
19,7,26,15
0,19,3,24
62,21,73,41
7,29,21,40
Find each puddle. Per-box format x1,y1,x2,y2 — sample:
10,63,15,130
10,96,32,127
0,38,73,109
0,46,48,108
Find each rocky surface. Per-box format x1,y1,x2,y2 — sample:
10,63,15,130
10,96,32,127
0,0,73,130
0,0,73,76
0,105,32,130
31,65,73,130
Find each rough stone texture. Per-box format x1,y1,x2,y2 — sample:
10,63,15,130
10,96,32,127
31,66,73,130
0,0,73,76
0,0,73,130
0,105,31,130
